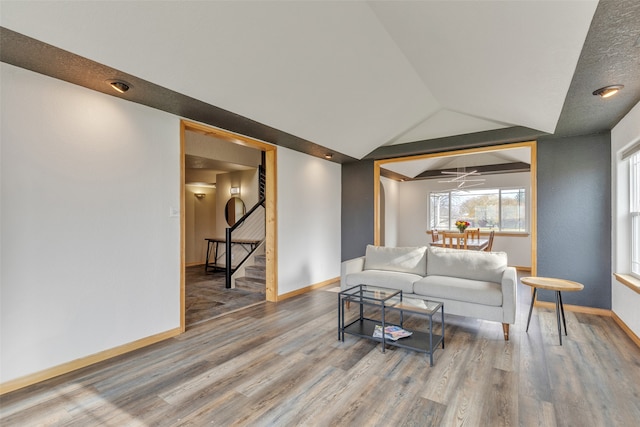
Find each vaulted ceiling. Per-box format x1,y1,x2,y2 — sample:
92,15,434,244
1,1,639,167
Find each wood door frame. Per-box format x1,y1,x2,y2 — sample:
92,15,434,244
180,120,278,332
373,140,537,276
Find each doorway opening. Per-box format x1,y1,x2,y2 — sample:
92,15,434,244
374,141,537,275
180,120,277,330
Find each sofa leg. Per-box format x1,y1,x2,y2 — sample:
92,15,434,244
502,323,510,341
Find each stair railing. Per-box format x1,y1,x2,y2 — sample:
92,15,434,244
225,196,266,288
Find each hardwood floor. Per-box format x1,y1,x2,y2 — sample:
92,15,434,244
2,280,639,426
185,266,265,326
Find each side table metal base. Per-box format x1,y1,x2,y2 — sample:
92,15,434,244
525,288,568,345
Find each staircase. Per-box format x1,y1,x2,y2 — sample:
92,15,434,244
224,163,266,289
234,254,266,294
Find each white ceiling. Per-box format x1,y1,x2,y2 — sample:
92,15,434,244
1,1,598,159
382,146,531,178
184,130,261,185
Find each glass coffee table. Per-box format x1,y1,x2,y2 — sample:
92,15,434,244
338,284,444,366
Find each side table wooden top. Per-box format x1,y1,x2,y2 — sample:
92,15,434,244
521,276,584,292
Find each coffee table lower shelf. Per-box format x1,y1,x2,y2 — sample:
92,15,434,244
338,285,445,366
343,318,444,358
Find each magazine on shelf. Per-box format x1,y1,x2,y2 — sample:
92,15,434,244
372,325,412,341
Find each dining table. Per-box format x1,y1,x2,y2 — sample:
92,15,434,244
430,238,489,251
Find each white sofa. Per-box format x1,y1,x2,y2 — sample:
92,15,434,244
340,245,517,340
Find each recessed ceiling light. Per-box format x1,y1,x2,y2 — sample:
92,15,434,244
325,153,333,159
107,79,131,93
592,84,623,98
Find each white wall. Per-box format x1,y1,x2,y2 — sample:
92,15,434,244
380,177,399,247
185,185,216,265
0,64,181,383
611,100,640,338
0,63,344,385
392,172,532,267
277,148,342,294
215,169,259,236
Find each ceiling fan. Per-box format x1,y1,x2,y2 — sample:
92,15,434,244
438,168,486,190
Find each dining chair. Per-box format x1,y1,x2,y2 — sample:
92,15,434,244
442,232,467,249
431,229,440,242
465,228,481,241
484,230,495,252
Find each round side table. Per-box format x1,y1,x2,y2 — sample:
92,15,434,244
521,277,584,345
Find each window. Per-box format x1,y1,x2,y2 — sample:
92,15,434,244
430,188,527,232
631,152,640,278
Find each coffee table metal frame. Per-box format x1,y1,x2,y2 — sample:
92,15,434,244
338,284,444,366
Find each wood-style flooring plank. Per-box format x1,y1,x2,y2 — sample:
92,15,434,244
446,337,501,425
389,396,448,427
519,395,557,427
2,282,639,426
420,328,476,405
481,367,518,426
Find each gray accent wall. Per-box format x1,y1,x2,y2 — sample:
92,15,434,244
537,133,612,309
341,160,375,261
341,130,613,310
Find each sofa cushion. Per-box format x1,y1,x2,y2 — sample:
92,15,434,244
345,270,420,294
414,275,502,306
364,245,427,275
426,246,507,283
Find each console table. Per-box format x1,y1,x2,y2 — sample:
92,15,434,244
204,237,260,273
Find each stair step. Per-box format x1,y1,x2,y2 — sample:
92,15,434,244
235,277,266,293
235,276,266,285
246,265,266,280
254,255,266,267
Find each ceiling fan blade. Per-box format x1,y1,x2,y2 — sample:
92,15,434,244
457,182,484,189
441,170,481,176
442,170,480,180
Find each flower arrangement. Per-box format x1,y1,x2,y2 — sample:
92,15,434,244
455,220,470,233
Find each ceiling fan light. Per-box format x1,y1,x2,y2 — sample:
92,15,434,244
592,84,623,98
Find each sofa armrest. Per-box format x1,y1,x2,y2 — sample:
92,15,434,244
501,266,518,324
340,256,366,289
